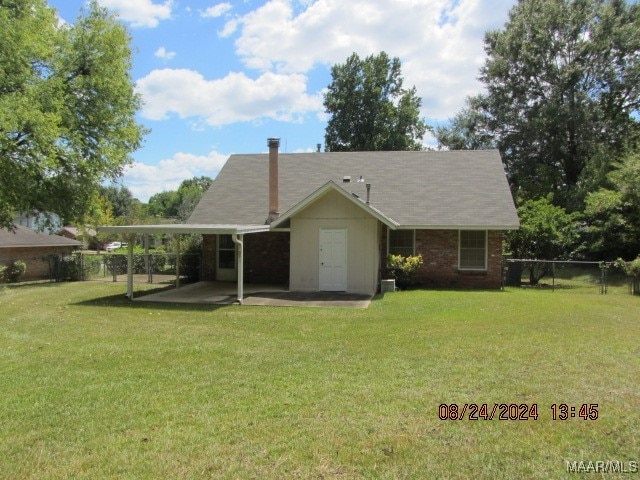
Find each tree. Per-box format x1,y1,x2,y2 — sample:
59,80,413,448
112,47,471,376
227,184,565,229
323,52,427,152
583,150,640,260
431,96,496,150
479,0,640,210
147,176,212,220
175,176,212,221
505,196,580,284
148,190,180,218
100,185,134,217
0,0,146,230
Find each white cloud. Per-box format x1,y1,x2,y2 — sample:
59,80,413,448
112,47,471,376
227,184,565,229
229,0,515,119
154,46,176,60
202,2,232,18
99,0,172,28
123,150,229,201
136,68,323,126
219,18,239,38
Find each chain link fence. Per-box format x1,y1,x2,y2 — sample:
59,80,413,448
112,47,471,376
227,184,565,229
503,259,633,294
45,252,202,285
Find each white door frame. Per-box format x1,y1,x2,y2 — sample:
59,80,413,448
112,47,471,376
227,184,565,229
319,228,347,291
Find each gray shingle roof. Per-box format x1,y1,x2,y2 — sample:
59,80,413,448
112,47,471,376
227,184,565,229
187,150,519,229
0,225,83,248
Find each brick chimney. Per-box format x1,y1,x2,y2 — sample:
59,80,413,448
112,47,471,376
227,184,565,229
267,137,280,223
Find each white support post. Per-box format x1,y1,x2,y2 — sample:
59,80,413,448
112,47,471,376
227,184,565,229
127,240,134,299
175,234,181,289
232,233,243,304
144,234,151,283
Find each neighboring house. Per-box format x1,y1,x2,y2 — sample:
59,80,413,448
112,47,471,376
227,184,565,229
184,139,519,294
59,226,97,249
14,213,62,234
0,226,82,281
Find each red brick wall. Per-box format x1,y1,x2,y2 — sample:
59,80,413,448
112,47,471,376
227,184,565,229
244,232,290,285
381,228,504,289
201,232,290,285
202,235,216,280
0,246,77,281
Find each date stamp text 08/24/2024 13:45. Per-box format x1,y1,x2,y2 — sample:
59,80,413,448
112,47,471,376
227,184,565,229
438,403,599,421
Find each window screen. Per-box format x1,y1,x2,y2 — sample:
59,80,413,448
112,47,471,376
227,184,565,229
459,230,487,270
389,230,414,257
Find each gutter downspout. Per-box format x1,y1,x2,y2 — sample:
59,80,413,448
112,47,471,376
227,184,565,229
232,233,244,304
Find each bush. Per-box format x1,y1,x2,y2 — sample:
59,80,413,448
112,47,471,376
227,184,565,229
64,254,102,281
166,235,202,281
103,255,128,276
82,255,103,277
2,260,27,283
614,256,640,294
386,254,424,288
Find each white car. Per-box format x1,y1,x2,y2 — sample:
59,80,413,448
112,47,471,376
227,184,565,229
105,242,128,252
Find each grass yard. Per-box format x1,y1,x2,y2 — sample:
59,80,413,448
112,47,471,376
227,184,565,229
0,282,638,479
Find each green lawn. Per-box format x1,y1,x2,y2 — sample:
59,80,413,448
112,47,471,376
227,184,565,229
0,282,638,479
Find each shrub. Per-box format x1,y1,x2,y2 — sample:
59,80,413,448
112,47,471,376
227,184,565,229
0,264,6,283
614,256,640,294
62,254,103,281
4,260,27,283
103,255,128,276
166,235,203,281
386,254,424,288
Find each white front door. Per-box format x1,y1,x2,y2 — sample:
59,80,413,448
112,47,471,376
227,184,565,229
216,234,237,281
319,228,347,291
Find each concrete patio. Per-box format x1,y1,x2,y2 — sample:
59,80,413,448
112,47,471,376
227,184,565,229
133,281,372,308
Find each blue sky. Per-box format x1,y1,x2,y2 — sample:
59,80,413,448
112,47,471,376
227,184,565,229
48,0,515,201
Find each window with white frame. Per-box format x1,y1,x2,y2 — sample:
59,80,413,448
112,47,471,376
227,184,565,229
388,230,414,257
459,230,487,270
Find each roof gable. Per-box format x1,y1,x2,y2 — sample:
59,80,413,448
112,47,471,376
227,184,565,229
271,180,399,229
187,150,519,229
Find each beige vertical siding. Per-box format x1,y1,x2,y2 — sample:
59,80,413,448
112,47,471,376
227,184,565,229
290,190,379,294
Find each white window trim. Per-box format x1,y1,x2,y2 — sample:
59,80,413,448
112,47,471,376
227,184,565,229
387,229,416,256
458,230,488,271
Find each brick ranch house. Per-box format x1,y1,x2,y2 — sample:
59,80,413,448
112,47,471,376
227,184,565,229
184,139,519,294
103,140,519,300
0,225,82,281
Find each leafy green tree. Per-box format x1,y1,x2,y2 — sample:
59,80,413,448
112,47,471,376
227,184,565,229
148,190,180,218
0,0,146,230
99,185,134,217
505,196,580,284
583,151,640,259
479,0,640,210
431,96,496,150
148,176,212,221
323,52,427,152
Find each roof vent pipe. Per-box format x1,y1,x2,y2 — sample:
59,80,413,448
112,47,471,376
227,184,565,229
366,183,371,204
267,138,280,223
317,143,321,153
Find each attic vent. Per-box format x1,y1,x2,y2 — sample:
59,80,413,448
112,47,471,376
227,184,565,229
342,176,351,183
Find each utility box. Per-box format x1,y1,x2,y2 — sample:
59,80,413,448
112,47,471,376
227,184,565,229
381,279,396,293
